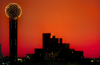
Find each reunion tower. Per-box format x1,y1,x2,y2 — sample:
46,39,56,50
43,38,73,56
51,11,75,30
5,3,22,65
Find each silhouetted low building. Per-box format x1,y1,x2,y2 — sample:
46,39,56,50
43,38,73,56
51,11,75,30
35,49,44,62
26,33,85,63
0,44,3,58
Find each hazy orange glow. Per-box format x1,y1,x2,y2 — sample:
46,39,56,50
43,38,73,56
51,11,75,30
0,0,100,58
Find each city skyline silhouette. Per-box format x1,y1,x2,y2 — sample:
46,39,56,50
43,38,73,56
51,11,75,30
0,0,100,59
0,33,100,65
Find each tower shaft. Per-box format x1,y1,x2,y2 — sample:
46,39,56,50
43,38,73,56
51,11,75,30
9,18,17,64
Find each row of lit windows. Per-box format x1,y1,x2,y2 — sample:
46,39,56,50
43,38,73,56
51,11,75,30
91,60,99,62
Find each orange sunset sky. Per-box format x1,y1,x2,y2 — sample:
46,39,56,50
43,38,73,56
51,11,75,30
0,0,100,58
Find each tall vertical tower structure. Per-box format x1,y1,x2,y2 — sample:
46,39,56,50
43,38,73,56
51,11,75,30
5,3,22,65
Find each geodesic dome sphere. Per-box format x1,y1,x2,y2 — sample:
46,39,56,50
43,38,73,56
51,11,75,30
5,3,22,19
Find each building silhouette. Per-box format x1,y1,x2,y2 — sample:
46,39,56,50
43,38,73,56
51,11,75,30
27,33,84,63
0,44,3,65
43,33,84,62
1,33,98,65
43,33,51,50
0,33,96,65
9,18,18,64
0,44,3,58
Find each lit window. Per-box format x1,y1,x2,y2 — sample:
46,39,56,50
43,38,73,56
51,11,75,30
27,55,30,59
18,58,22,62
97,60,99,62
91,60,94,62
2,63,4,65
51,52,53,55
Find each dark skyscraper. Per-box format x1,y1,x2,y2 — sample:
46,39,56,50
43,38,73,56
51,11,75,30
43,33,51,50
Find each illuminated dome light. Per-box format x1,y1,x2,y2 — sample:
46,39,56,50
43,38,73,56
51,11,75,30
5,3,22,19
